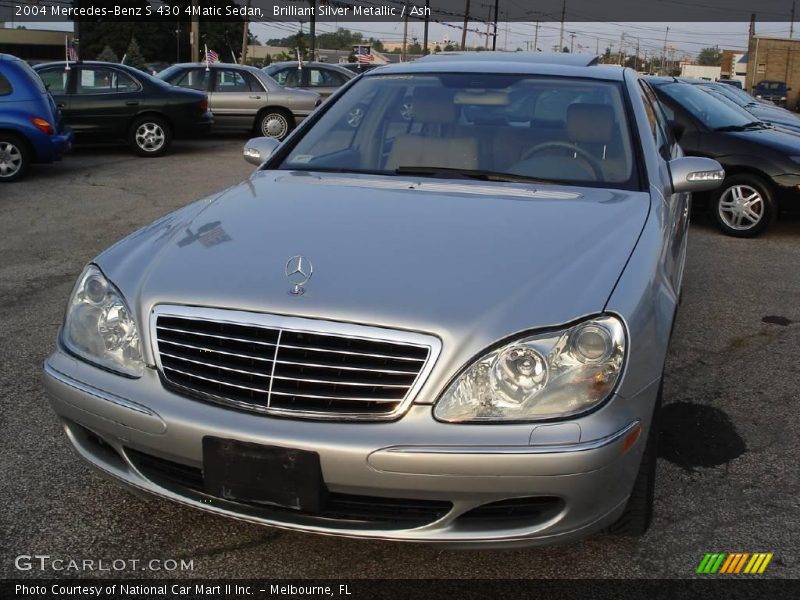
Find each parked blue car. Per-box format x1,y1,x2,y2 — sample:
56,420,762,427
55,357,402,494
0,53,72,182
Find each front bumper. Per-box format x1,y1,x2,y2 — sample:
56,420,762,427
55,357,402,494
43,349,653,547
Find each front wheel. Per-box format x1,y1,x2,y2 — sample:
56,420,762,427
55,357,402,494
0,135,29,182
129,116,171,157
257,109,293,140
606,381,661,537
712,174,775,238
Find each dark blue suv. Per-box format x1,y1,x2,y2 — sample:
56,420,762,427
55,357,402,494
0,53,73,182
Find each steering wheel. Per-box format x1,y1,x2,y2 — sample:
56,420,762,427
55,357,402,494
519,141,604,181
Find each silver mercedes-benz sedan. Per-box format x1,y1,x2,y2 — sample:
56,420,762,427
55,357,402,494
43,55,724,547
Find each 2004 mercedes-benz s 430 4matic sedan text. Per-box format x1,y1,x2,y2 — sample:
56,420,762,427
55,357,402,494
43,54,724,547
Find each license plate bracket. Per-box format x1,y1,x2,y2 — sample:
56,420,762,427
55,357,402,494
203,437,328,512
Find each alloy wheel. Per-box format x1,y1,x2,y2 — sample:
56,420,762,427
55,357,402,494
135,122,166,153
717,184,764,231
0,142,23,178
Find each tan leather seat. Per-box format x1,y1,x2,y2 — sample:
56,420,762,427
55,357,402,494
385,88,479,171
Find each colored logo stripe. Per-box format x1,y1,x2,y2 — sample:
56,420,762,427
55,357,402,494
697,552,773,574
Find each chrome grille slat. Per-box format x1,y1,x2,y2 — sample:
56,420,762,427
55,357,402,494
153,309,437,420
163,366,400,403
158,324,425,362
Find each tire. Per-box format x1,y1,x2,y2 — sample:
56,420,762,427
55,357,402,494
711,174,775,238
0,134,29,183
128,116,171,157
606,381,662,537
257,109,293,140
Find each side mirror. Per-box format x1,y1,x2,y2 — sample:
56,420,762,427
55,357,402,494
668,119,685,142
669,157,725,194
243,137,281,166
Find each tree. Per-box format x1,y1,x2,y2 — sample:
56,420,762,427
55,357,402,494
444,43,455,51
407,42,423,55
124,36,148,70
434,45,442,53
371,39,385,52
96,45,119,63
562,46,570,53
698,46,722,66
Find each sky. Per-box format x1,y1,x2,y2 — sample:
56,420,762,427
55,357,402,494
252,20,794,58
8,20,799,59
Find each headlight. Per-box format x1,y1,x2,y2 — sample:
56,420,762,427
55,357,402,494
434,315,625,422
62,265,144,377
755,94,763,99
780,96,787,101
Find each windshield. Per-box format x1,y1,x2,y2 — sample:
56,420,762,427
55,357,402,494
657,82,755,129
700,84,748,107
277,73,637,188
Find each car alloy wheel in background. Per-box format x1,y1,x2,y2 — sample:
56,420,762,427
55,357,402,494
129,116,172,157
712,174,774,238
0,138,26,182
260,111,291,140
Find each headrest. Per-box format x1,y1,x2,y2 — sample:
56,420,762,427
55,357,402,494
412,88,457,123
567,103,614,144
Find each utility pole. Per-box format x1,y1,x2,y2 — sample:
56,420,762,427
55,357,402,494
634,38,640,71
618,32,625,65
309,1,317,60
534,21,539,52
570,32,575,53
492,0,499,50
191,0,200,62
558,0,566,51
748,14,757,92
423,0,430,54
461,0,471,50
402,0,410,60
240,0,251,64
661,26,669,75
791,0,796,38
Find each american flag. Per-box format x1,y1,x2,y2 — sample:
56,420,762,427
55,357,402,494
205,48,219,64
66,37,78,62
355,46,374,64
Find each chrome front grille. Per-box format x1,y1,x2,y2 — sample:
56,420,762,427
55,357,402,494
151,307,439,420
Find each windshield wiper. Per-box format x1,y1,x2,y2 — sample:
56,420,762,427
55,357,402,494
394,166,557,184
714,121,767,132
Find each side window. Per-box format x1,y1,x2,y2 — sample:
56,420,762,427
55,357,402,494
172,69,209,91
214,70,250,92
0,73,12,96
38,69,68,93
309,68,345,87
273,68,300,87
638,81,672,161
77,68,140,94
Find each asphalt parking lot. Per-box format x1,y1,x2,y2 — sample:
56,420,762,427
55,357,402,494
1,138,799,579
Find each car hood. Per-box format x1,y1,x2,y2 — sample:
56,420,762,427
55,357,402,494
749,106,800,130
97,171,650,372
725,126,800,153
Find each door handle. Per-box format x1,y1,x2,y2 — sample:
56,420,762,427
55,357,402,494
57,103,65,108
125,100,140,106
249,95,262,99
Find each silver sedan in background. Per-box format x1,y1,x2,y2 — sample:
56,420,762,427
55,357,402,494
159,63,320,139
44,55,723,547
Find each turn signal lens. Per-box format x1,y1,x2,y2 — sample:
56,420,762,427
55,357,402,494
31,117,54,135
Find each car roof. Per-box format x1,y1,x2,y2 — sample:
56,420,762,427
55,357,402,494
418,51,601,67
168,62,264,74
266,61,352,72
0,53,24,63
367,59,627,81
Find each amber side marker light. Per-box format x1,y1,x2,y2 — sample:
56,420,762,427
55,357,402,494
622,424,642,453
